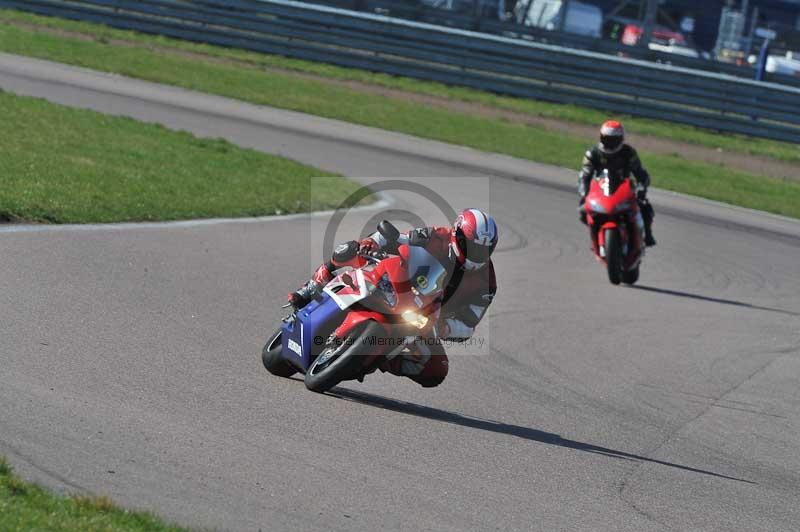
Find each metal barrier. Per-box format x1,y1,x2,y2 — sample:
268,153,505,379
3,0,799,143
312,0,800,89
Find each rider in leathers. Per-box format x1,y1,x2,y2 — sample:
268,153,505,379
579,120,656,247
288,209,499,388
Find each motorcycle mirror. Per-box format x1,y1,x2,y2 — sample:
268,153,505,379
377,220,400,243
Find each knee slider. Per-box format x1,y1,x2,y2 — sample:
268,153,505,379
416,375,445,388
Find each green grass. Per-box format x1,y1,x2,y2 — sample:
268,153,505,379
0,90,364,223
2,8,799,165
1,10,799,219
0,456,186,531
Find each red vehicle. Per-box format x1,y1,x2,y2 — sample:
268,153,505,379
584,170,645,285
620,23,686,47
262,221,449,392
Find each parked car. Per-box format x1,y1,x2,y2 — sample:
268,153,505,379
608,18,701,59
647,42,700,59
515,0,602,38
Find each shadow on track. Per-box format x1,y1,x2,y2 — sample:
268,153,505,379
329,388,754,484
629,285,799,317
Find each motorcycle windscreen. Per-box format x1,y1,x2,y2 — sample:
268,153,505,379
404,245,450,296
281,292,345,371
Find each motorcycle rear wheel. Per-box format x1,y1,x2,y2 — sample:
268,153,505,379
304,321,383,393
262,329,298,378
605,228,622,285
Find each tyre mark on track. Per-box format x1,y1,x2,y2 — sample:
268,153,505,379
616,350,791,517
493,218,528,254
634,383,788,419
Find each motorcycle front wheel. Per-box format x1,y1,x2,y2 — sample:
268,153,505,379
605,228,622,285
262,329,298,378
622,265,640,285
304,320,383,393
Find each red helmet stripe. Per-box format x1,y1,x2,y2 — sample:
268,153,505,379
453,208,498,269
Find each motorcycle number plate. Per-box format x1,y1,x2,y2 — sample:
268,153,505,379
601,177,611,197
287,338,302,356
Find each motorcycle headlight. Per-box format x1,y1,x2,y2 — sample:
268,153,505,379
588,199,606,214
613,201,631,213
402,310,429,329
377,273,397,307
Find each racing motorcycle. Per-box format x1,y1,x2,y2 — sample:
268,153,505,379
261,221,449,393
584,169,644,285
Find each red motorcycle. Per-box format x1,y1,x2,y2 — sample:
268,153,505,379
584,170,644,285
262,222,449,392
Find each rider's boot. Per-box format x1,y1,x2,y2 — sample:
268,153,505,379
643,217,657,247
286,263,335,308
638,197,656,247
287,240,365,308
644,230,656,247
287,280,321,309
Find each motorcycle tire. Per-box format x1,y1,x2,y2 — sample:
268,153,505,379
622,265,640,285
304,320,382,393
605,228,622,286
262,329,298,378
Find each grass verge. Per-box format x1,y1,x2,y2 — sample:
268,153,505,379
0,90,363,224
0,456,185,531
0,10,799,219
1,8,799,165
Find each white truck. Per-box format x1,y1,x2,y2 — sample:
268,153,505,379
767,52,800,76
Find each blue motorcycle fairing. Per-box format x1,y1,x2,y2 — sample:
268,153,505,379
281,292,345,372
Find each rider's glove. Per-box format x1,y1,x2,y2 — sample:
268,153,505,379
636,188,647,202
358,238,379,254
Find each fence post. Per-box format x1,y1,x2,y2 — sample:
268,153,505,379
640,0,657,51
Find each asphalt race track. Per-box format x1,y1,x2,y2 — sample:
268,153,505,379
1,54,799,531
